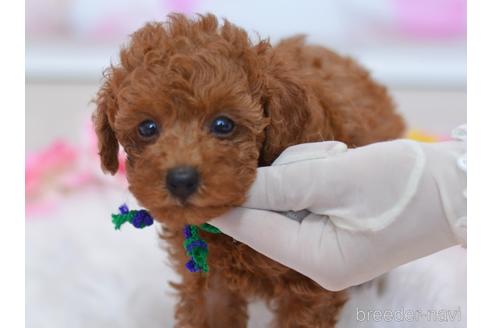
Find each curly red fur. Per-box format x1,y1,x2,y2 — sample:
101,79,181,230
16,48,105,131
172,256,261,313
93,13,405,327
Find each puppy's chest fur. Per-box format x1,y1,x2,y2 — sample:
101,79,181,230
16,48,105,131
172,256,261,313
164,227,346,304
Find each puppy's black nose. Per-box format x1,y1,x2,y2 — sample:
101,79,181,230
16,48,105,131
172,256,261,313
166,166,200,201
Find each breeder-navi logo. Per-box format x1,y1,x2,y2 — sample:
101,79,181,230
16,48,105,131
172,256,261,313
356,307,462,323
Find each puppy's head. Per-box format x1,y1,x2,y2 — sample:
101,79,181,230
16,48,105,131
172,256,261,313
93,14,312,227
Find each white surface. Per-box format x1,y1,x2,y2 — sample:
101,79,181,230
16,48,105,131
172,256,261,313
339,247,466,327
25,190,274,328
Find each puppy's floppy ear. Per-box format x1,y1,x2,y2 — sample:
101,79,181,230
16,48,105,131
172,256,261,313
92,22,168,175
93,70,120,175
257,56,312,165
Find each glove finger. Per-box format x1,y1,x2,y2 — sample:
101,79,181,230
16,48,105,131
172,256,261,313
272,141,348,166
244,142,348,211
209,207,302,259
210,209,350,290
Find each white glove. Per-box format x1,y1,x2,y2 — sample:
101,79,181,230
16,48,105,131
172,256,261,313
210,127,466,291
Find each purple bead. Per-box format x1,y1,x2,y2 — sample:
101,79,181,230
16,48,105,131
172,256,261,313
130,210,154,228
185,259,200,272
141,211,153,226
186,240,207,253
118,204,129,214
183,225,192,238
131,214,144,228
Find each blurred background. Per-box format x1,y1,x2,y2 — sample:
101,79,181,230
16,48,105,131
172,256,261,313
26,1,467,327
26,0,466,150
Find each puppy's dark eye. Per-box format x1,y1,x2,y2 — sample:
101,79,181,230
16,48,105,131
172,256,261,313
137,120,159,138
210,116,235,136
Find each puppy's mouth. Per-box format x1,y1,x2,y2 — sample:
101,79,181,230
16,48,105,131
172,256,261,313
168,195,232,212
153,201,233,226
166,188,203,208
165,180,238,210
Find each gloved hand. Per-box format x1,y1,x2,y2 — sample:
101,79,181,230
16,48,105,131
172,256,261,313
210,127,466,291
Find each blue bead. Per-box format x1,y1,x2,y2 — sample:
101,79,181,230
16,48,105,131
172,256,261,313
118,204,129,214
131,213,145,228
185,259,200,272
186,240,207,253
183,225,192,238
141,211,153,226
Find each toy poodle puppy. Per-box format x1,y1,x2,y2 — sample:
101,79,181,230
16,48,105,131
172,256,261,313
93,13,405,328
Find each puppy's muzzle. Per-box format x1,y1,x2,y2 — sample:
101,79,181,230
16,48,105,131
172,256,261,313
166,166,200,202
